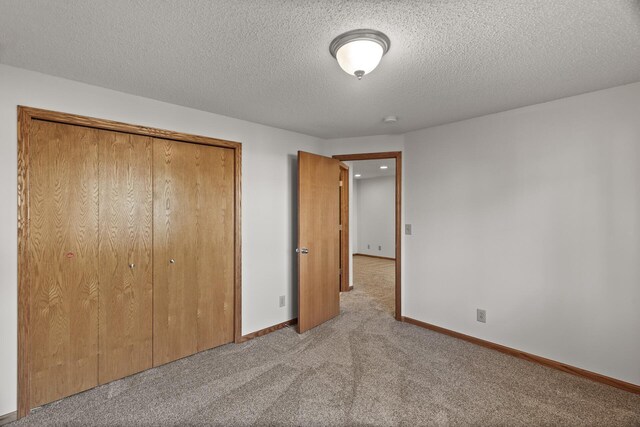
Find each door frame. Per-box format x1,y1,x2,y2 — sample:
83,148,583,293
332,151,402,321
17,106,243,418
338,162,350,292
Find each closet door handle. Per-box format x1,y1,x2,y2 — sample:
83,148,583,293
129,263,135,269
169,259,175,264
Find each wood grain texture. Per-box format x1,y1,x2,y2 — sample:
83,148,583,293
98,131,153,384
333,152,402,320
297,151,341,334
0,411,17,426
402,316,640,395
17,108,31,418
17,107,240,149
28,120,100,408
339,164,350,292
394,153,402,321
153,139,234,366
332,151,402,161
233,145,242,343
194,141,235,351
18,106,243,418
238,318,298,342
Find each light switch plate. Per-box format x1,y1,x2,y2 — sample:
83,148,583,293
405,224,412,235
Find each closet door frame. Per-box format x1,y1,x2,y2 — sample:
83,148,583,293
17,106,243,419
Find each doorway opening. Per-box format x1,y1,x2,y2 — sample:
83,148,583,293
333,152,402,320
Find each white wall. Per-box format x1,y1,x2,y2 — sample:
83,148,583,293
404,82,640,386
321,134,405,157
356,176,396,258
0,64,322,415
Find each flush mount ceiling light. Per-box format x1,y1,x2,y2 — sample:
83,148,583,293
380,165,388,170
355,174,362,178
330,29,390,80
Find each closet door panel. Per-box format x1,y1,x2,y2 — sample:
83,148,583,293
153,139,234,366
153,139,199,365
195,143,234,350
98,131,153,384
29,120,99,407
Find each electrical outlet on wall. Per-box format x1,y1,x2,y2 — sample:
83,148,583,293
477,309,486,323
378,245,382,251
279,295,286,308
367,244,370,249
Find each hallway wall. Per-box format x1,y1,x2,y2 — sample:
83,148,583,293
356,176,396,258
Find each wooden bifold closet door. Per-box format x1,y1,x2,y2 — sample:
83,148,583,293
28,121,154,405
28,120,101,408
152,138,235,366
98,132,153,384
24,113,237,413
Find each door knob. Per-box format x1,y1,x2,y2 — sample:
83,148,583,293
296,248,309,254
129,263,135,269
169,259,175,264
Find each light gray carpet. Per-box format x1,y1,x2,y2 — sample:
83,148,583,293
12,256,640,426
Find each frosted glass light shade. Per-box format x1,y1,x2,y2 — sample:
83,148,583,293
329,29,390,80
336,40,384,79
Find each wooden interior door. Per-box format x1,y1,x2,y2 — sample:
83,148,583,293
297,151,341,333
28,120,100,407
153,138,235,366
98,131,153,384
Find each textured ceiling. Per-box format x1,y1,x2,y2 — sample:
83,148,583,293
1,1,640,138
350,159,396,180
